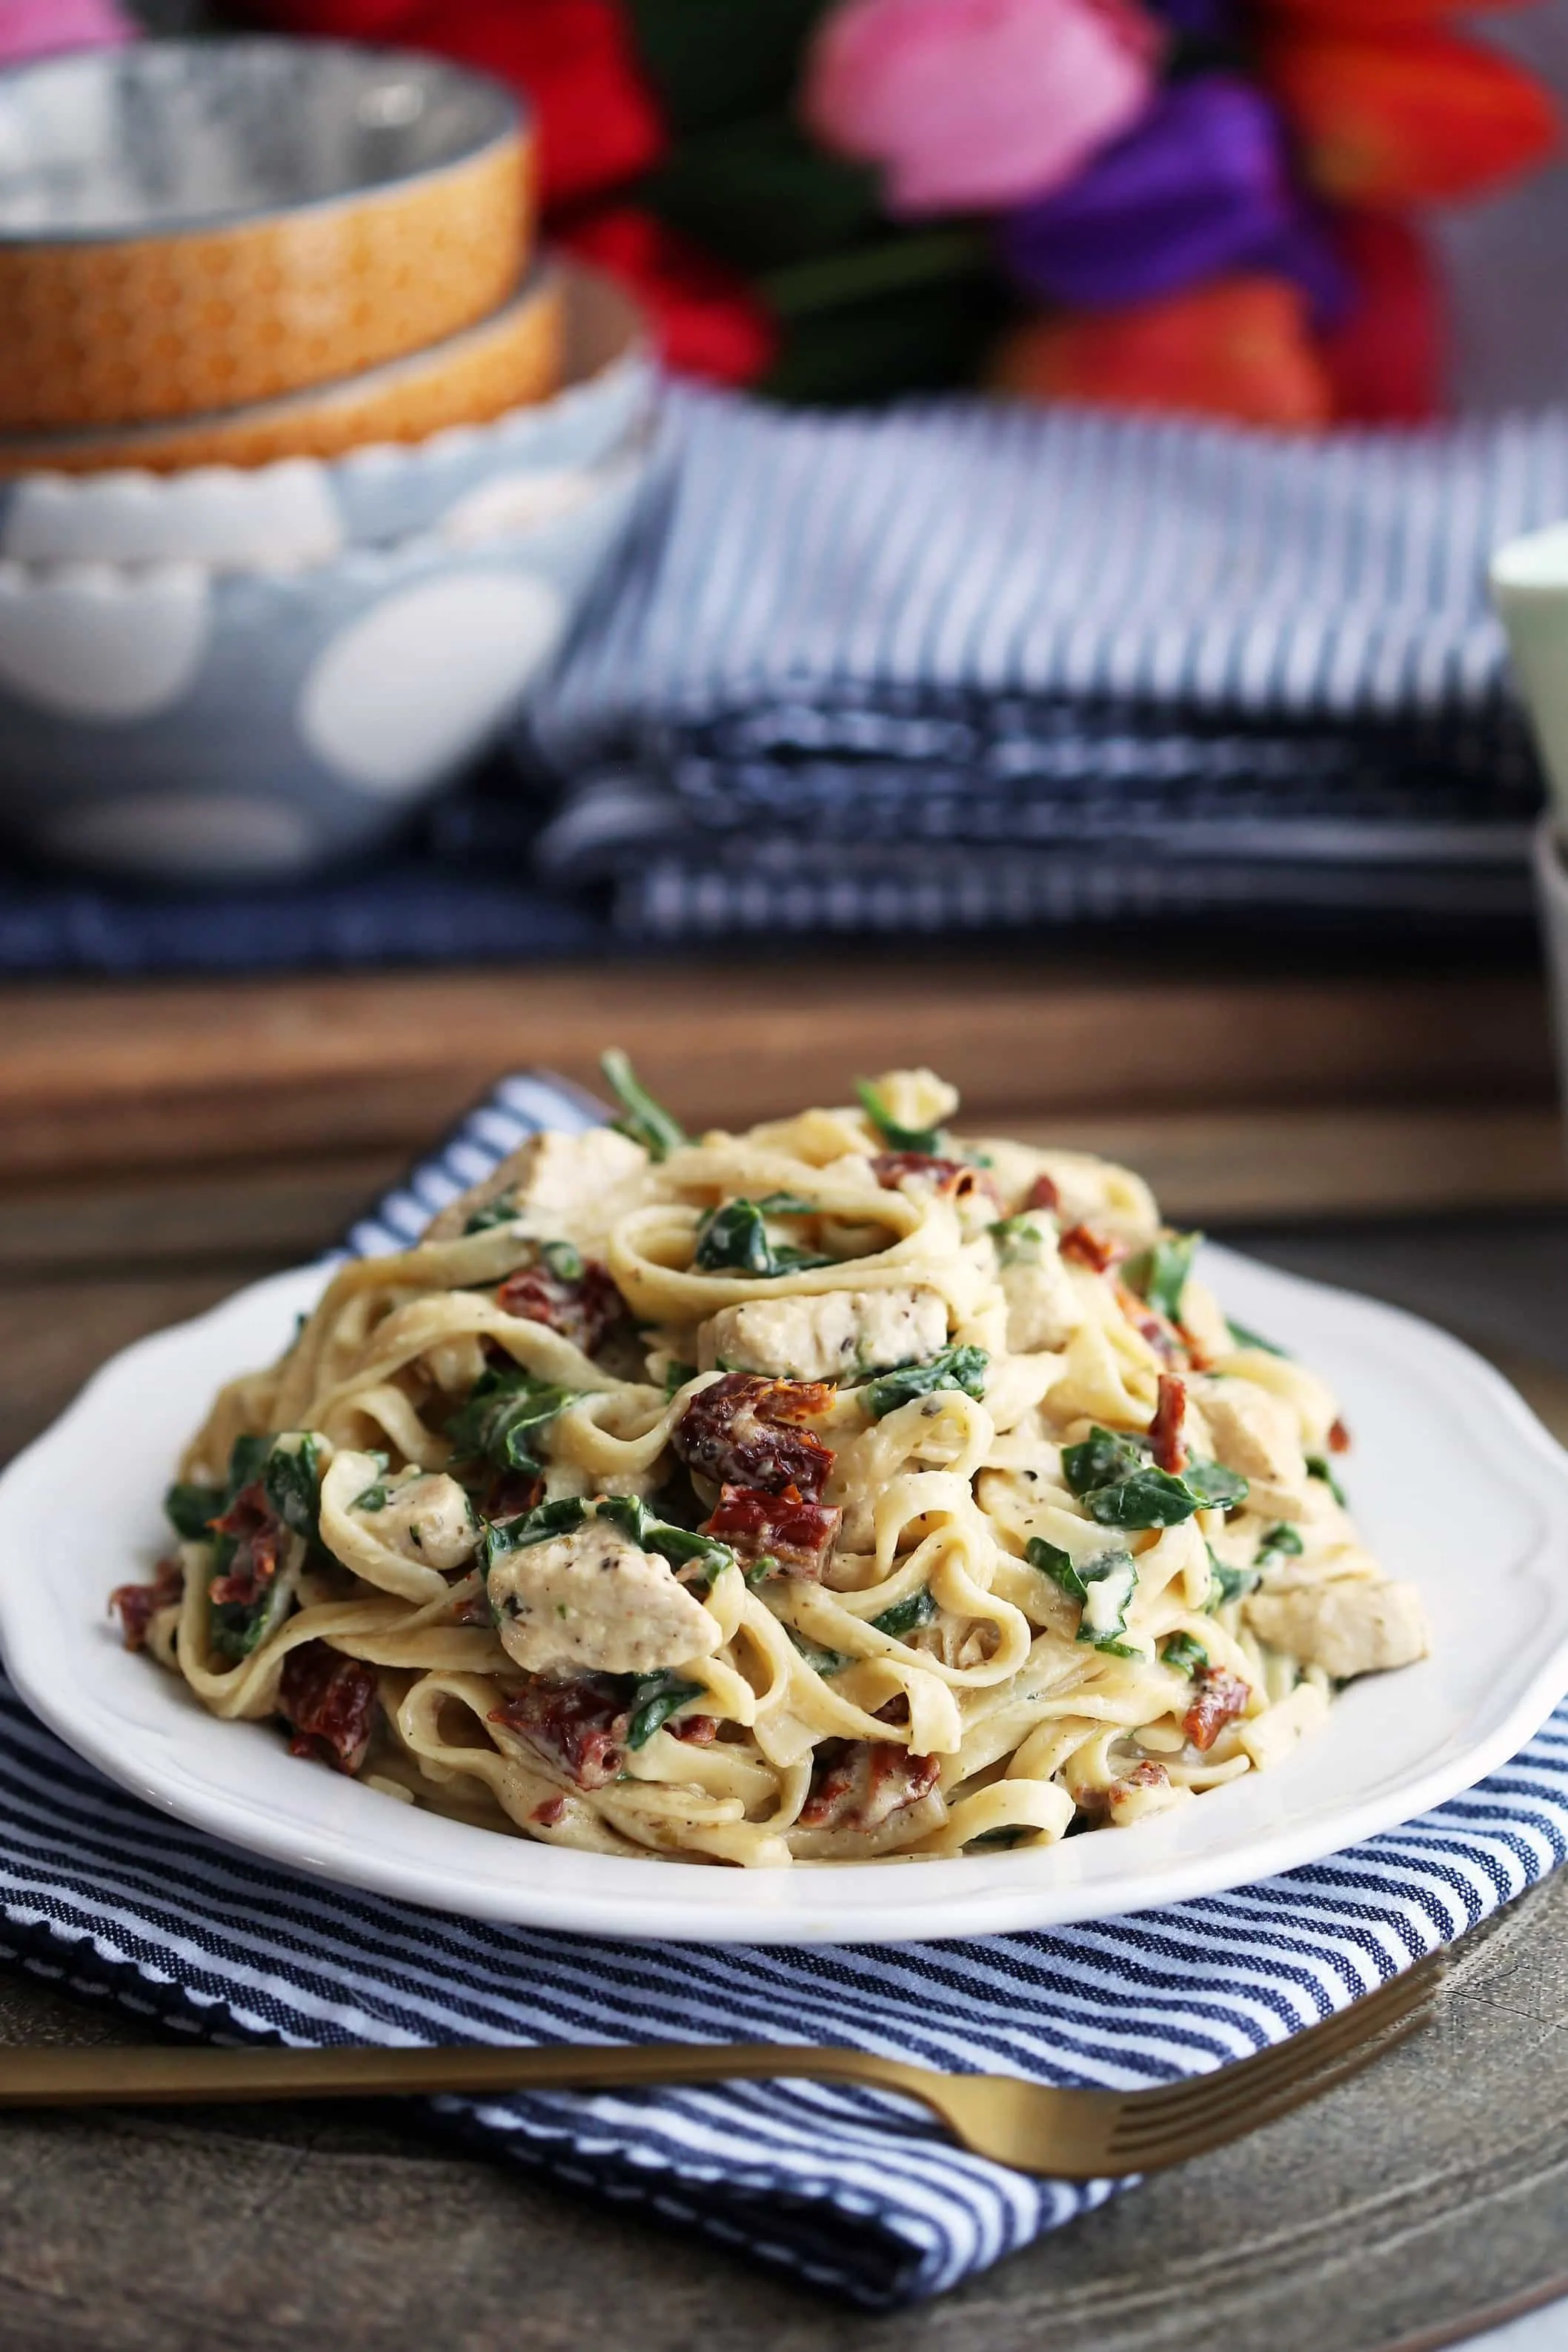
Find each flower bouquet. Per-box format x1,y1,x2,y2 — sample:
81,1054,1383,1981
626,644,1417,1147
254,0,1561,425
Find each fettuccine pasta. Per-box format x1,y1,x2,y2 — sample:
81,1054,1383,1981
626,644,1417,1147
113,1059,1431,1868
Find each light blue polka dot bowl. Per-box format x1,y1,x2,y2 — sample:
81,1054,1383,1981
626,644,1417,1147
0,413,661,880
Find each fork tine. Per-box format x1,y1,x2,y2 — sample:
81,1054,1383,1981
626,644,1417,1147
1109,1972,1438,2159
1106,1967,1438,2160
1118,2004,1434,2173
1109,1968,1438,2162
1109,1958,1444,2131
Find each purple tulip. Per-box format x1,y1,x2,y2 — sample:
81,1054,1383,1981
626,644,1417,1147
999,73,1352,322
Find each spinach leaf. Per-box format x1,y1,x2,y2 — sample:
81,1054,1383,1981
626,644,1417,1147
210,1570,293,1663
463,1195,520,1235
1061,1426,1146,1497
226,1432,272,1498
750,1192,820,1215
870,1589,939,1640
353,1484,389,1512
596,1493,737,1587
539,1239,585,1283
1306,1453,1348,1506
1181,1461,1251,1509
482,1498,588,1568
855,1077,948,1156
786,1628,849,1675
692,1197,833,1278
1204,1540,1260,1611
860,1346,988,1418
1226,1318,1289,1358
664,1360,699,1397
1160,1632,1209,1675
262,1433,324,1540
165,1481,225,1541
1026,1537,1138,1649
625,1671,705,1749
1026,1537,1086,1601
1258,1521,1304,1564
600,1049,687,1161
1064,1424,1249,1529
966,1824,1030,1850
446,1366,580,1472
1121,1230,1203,1323
1088,1464,1246,1529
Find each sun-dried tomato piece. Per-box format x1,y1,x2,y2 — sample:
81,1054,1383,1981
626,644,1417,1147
110,1557,184,1652
1328,1415,1352,1455
490,1672,630,1789
1060,1223,1126,1274
702,1482,842,1579
207,1482,288,1609
798,1740,940,1833
531,1795,568,1828
871,1153,1000,1211
483,1467,545,1522
1149,1373,1189,1474
1183,1667,1251,1753
497,1257,622,1355
673,1373,835,1499
278,1642,379,1775
671,1714,718,1745
1023,1172,1060,1214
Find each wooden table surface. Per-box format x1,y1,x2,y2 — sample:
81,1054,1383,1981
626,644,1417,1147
1,960,1565,2351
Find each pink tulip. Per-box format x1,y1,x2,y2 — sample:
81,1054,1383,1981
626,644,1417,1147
0,0,134,65
803,0,1163,216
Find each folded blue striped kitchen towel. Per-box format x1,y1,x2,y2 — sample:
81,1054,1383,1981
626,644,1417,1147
523,389,1558,938
3,1069,1567,2309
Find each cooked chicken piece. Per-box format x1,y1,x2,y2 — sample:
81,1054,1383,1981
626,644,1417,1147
697,1286,949,1382
1245,1580,1430,1681
367,1471,477,1572
998,1242,1083,1354
1194,1373,1312,1515
426,1127,649,1250
488,1517,721,1676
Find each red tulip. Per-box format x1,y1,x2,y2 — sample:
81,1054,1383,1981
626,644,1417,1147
1261,26,1559,203
557,208,779,385
991,274,1332,430
251,0,667,207
1319,210,1442,425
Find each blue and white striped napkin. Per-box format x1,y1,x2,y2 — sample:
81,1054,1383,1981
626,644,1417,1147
3,1070,1567,2308
524,389,1558,938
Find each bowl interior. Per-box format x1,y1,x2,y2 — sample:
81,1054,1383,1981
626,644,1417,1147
0,39,518,241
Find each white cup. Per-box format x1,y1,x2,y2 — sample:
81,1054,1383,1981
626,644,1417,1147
1492,523,1568,831
1497,527,1568,1135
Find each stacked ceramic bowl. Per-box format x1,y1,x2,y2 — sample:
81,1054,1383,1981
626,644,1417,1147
0,38,658,880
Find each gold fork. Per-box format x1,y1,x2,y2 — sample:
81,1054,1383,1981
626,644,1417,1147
0,1954,1441,2179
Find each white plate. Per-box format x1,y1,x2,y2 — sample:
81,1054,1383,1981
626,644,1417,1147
1,1245,1566,1946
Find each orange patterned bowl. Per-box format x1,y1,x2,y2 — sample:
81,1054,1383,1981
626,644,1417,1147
0,269,565,477
0,39,534,435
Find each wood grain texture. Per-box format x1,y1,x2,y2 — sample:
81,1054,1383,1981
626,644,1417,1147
0,962,1551,1180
